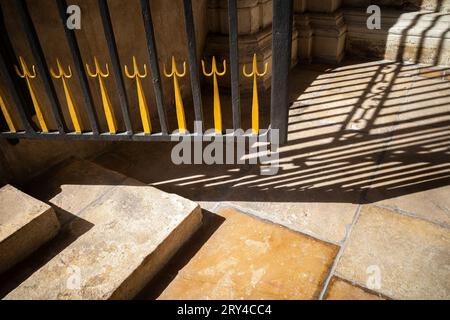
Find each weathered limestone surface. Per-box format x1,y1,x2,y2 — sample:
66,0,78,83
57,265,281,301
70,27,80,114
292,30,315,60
157,207,338,300
325,276,385,300
5,178,202,300
307,0,342,13
343,0,423,9
385,11,450,65
0,185,60,274
309,10,347,63
336,205,450,299
26,159,128,225
344,9,450,66
208,0,273,35
294,14,313,63
421,0,450,12
293,0,348,64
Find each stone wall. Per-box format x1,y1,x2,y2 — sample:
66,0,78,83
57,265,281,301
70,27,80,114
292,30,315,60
294,0,348,64
343,0,450,11
294,0,450,65
204,0,298,91
343,1,421,9
344,3,450,65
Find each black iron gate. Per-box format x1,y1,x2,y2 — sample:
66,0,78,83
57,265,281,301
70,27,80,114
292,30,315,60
0,0,293,144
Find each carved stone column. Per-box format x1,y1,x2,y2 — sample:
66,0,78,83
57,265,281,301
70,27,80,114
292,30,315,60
307,0,347,63
204,0,298,91
294,0,313,63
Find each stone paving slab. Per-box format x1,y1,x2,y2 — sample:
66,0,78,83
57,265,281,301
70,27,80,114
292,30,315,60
5,180,202,300
365,143,450,227
324,276,385,300
0,185,60,274
156,207,339,300
26,159,128,225
367,184,450,228
336,205,450,300
227,201,357,245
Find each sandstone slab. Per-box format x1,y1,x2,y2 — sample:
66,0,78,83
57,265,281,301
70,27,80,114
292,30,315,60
366,137,450,227
336,205,450,299
157,207,338,300
325,276,385,300
0,185,60,274
26,159,128,225
5,181,202,300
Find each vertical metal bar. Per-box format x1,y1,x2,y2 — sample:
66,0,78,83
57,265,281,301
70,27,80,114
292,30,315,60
56,0,99,135
98,0,133,134
182,0,203,124
228,0,240,131
16,0,66,133
140,0,168,134
0,48,35,134
270,0,293,144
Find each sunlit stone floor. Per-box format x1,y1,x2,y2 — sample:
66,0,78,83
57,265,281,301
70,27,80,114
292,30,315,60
94,60,450,300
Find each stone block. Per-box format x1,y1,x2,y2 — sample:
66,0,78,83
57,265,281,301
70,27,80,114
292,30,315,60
342,0,370,7
208,0,272,35
26,159,128,226
295,14,313,63
156,207,338,300
309,10,347,63
0,185,60,274
421,0,450,12
294,0,307,13
307,0,342,13
336,205,450,299
344,9,450,66
4,180,202,300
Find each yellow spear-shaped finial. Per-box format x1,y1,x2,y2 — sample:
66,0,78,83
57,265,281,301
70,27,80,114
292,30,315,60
50,59,82,133
164,56,187,134
124,56,152,134
86,57,117,134
243,53,268,134
15,56,48,132
202,56,226,134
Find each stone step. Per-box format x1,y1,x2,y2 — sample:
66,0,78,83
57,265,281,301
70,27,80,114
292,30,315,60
344,9,450,66
421,0,450,12
3,159,202,299
343,0,450,13
0,185,60,274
